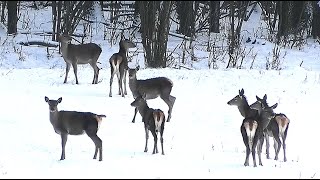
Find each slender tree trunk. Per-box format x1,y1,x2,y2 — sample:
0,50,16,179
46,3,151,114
209,1,220,33
139,1,172,68
176,1,195,37
52,1,57,41
312,1,320,39
1,1,6,23
7,1,18,35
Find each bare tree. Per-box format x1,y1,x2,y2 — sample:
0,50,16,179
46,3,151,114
312,1,320,39
176,1,195,37
226,1,249,68
209,1,220,33
7,1,18,35
138,1,173,68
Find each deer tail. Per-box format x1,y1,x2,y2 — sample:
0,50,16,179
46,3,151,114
244,120,258,151
275,114,290,136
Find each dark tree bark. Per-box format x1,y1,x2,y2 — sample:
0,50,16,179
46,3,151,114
7,1,18,35
139,1,172,68
1,1,6,23
277,1,307,41
209,1,220,33
176,1,195,37
52,1,57,41
312,1,320,39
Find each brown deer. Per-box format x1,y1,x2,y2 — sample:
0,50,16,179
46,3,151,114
44,96,106,161
250,95,290,162
59,34,102,84
128,66,176,123
130,94,166,155
109,36,136,97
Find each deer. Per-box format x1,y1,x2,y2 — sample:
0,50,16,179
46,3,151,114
108,36,136,97
227,89,265,167
128,65,176,123
44,96,106,161
59,34,102,85
250,95,290,162
228,89,289,162
130,93,166,155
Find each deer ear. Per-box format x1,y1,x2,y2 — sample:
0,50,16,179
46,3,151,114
271,103,278,109
45,96,49,102
240,89,244,95
263,94,267,100
57,97,62,103
256,95,261,100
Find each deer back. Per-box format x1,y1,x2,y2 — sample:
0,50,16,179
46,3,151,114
59,34,102,64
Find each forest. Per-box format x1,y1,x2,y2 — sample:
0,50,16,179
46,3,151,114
1,1,319,69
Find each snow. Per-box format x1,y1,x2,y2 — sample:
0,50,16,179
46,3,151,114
0,2,319,179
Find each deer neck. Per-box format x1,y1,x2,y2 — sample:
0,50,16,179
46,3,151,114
238,99,251,118
60,42,69,58
129,76,138,97
118,46,127,56
49,110,59,126
137,102,149,118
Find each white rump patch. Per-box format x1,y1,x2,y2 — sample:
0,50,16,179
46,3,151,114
244,121,258,151
154,111,164,132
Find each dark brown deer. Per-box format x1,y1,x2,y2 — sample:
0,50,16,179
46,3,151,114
44,96,106,161
128,66,176,123
108,36,136,97
250,95,290,162
130,94,166,155
59,34,102,84
227,89,265,167
228,90,289,162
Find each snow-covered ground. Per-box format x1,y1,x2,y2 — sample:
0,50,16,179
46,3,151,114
0,2,319,178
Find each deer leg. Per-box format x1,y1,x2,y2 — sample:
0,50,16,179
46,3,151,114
160,126,165,155
72,62,79,84
257,135,264,166
265,131,270,159
132,107,138,123
90,63,99,84
64,63,71,83
119,68,125,97
151,131,158,154
87,133,103,161
252,137,258,167
144,123,149,152
282,134,287,162
109,66,116,97
273,136,281,161
161,95,175,122
60,133,68,160
283,126,289,162
123,69,127,95
241,127,250,166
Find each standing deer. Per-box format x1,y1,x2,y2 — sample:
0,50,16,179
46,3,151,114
250,95,290,162
227,89,265,167
59,34,102,84
44,96,106,161
130,94,166,155
109,36,136,97
128,66,176,123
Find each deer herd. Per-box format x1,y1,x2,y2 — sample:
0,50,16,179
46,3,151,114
45,34,290,167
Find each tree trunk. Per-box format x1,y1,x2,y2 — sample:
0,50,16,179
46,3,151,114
312,1,320,39
209,1,220,33
52,1,57,41
7,1,18,35
139,1,172,68
1,1,6,23
176,1,195,37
